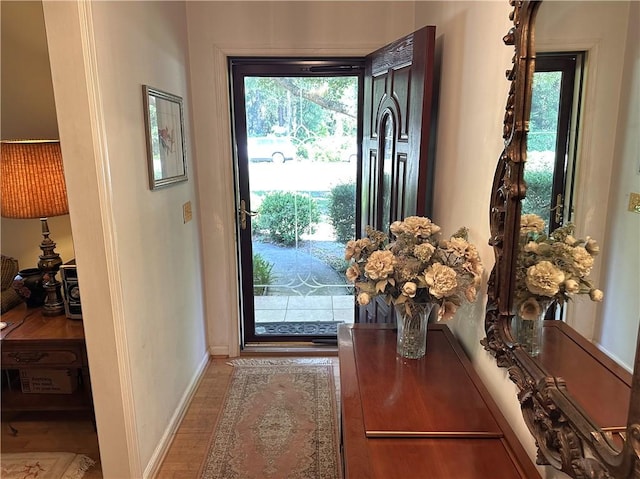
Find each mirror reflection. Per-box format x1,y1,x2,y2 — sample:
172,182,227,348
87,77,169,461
520,0,638,426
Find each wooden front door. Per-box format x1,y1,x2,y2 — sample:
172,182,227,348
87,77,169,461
359,26,437,323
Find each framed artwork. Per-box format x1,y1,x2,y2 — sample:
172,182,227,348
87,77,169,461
143,85,188,189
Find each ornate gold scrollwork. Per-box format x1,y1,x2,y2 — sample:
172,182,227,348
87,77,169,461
482,1,640,478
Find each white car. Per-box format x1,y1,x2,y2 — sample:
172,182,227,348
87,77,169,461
247,137,296,163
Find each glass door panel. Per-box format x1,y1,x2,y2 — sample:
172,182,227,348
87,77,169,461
237,71,360,342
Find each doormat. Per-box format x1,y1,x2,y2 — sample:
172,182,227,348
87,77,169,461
255,321,342,336
199,358,341,479
1,452,95,479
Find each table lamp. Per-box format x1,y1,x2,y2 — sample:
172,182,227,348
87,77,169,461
1,139,69,316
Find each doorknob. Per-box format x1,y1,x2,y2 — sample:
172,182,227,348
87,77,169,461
551,193,564,224
239,199,258,230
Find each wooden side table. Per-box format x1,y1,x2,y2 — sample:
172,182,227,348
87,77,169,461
1,304,93,415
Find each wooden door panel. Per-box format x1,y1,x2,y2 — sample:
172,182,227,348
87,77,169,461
393,154,408,220
392,68,411,141
359,26,436,324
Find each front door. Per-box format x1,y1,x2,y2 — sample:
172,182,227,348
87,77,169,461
231,59,364,345
232,27,438,343
359,26,438,323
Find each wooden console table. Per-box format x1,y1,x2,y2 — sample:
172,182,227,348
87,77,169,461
539,320,632,431
338,323,540,478
1,304,93,415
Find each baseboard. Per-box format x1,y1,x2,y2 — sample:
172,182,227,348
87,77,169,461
210,345,230,357
143,352,210,479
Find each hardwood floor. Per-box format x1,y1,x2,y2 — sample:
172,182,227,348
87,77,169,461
1,356,339,478
1,410,103,479
155,358,234,478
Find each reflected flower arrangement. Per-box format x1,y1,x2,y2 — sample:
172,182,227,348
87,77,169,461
515,214,604,320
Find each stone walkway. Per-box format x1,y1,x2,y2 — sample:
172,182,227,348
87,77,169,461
252,240,350,296
251,239,355,328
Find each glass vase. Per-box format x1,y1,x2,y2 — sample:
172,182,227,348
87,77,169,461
395,302,433,359
512,300,552,357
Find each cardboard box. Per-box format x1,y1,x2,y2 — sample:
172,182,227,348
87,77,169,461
19,369,78,394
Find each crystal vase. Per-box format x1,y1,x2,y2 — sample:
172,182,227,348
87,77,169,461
394,302,434,359
512,300,552,356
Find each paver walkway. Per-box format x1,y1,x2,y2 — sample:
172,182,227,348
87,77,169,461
251,239,355,327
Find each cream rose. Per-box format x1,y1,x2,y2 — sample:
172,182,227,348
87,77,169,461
573,247,593,277
346,264,361,283
520,214,545,234
437,301,458,321
564,279,580,293
525,261,565,297
414,243,436,262
344,238,372,261
589,289,604,302
357,292,371,306
518,297,545,321
585,237,600,256
465,285,478,302
391,216,441,238
401,281,418,298
364,250,396,280
572,246,594,277
424,263,458,298
444,237,470,255
564,235,578,246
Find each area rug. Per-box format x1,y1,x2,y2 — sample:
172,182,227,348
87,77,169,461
1,452,95,479
199,358,341,479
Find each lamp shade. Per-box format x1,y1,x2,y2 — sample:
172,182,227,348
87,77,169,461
1,139,69,219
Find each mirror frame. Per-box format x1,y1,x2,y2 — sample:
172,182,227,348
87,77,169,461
483,1,640,478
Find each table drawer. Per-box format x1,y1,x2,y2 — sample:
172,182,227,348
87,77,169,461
2,348,83,367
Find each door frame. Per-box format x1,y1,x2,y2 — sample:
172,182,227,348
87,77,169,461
530,52,583,232
229,57,365,345
203,44,380,356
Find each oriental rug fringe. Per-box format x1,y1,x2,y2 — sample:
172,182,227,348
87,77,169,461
199,358,341,479
1,452,95,479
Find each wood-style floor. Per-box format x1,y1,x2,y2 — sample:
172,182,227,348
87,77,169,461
1,356,339,478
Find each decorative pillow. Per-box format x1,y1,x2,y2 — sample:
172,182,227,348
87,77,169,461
1,255,19,291
1,255,22,313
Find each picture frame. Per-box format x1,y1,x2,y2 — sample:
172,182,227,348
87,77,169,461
142,85,188,189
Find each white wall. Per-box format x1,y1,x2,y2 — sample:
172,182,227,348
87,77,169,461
43,1,208,477
535,1,638,371
598,1,640,370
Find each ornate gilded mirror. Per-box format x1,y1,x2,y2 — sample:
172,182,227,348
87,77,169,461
483,1,640,477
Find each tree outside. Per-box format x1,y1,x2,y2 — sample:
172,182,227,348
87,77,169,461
245,76,358,296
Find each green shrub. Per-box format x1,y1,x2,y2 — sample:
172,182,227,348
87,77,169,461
253,253,275,295
328,181,356,243
254,191,320,246
522,168,553,228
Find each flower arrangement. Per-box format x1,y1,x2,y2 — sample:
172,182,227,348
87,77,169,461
344,216,483,321
514,214,603,320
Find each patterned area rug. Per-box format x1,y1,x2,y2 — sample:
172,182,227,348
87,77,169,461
1,452,95,479
199,358,341,479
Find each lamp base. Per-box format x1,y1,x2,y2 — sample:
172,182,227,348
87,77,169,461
42,274,65,316
38,218,65,317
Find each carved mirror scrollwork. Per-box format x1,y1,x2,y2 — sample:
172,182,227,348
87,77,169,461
483,1,640,478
